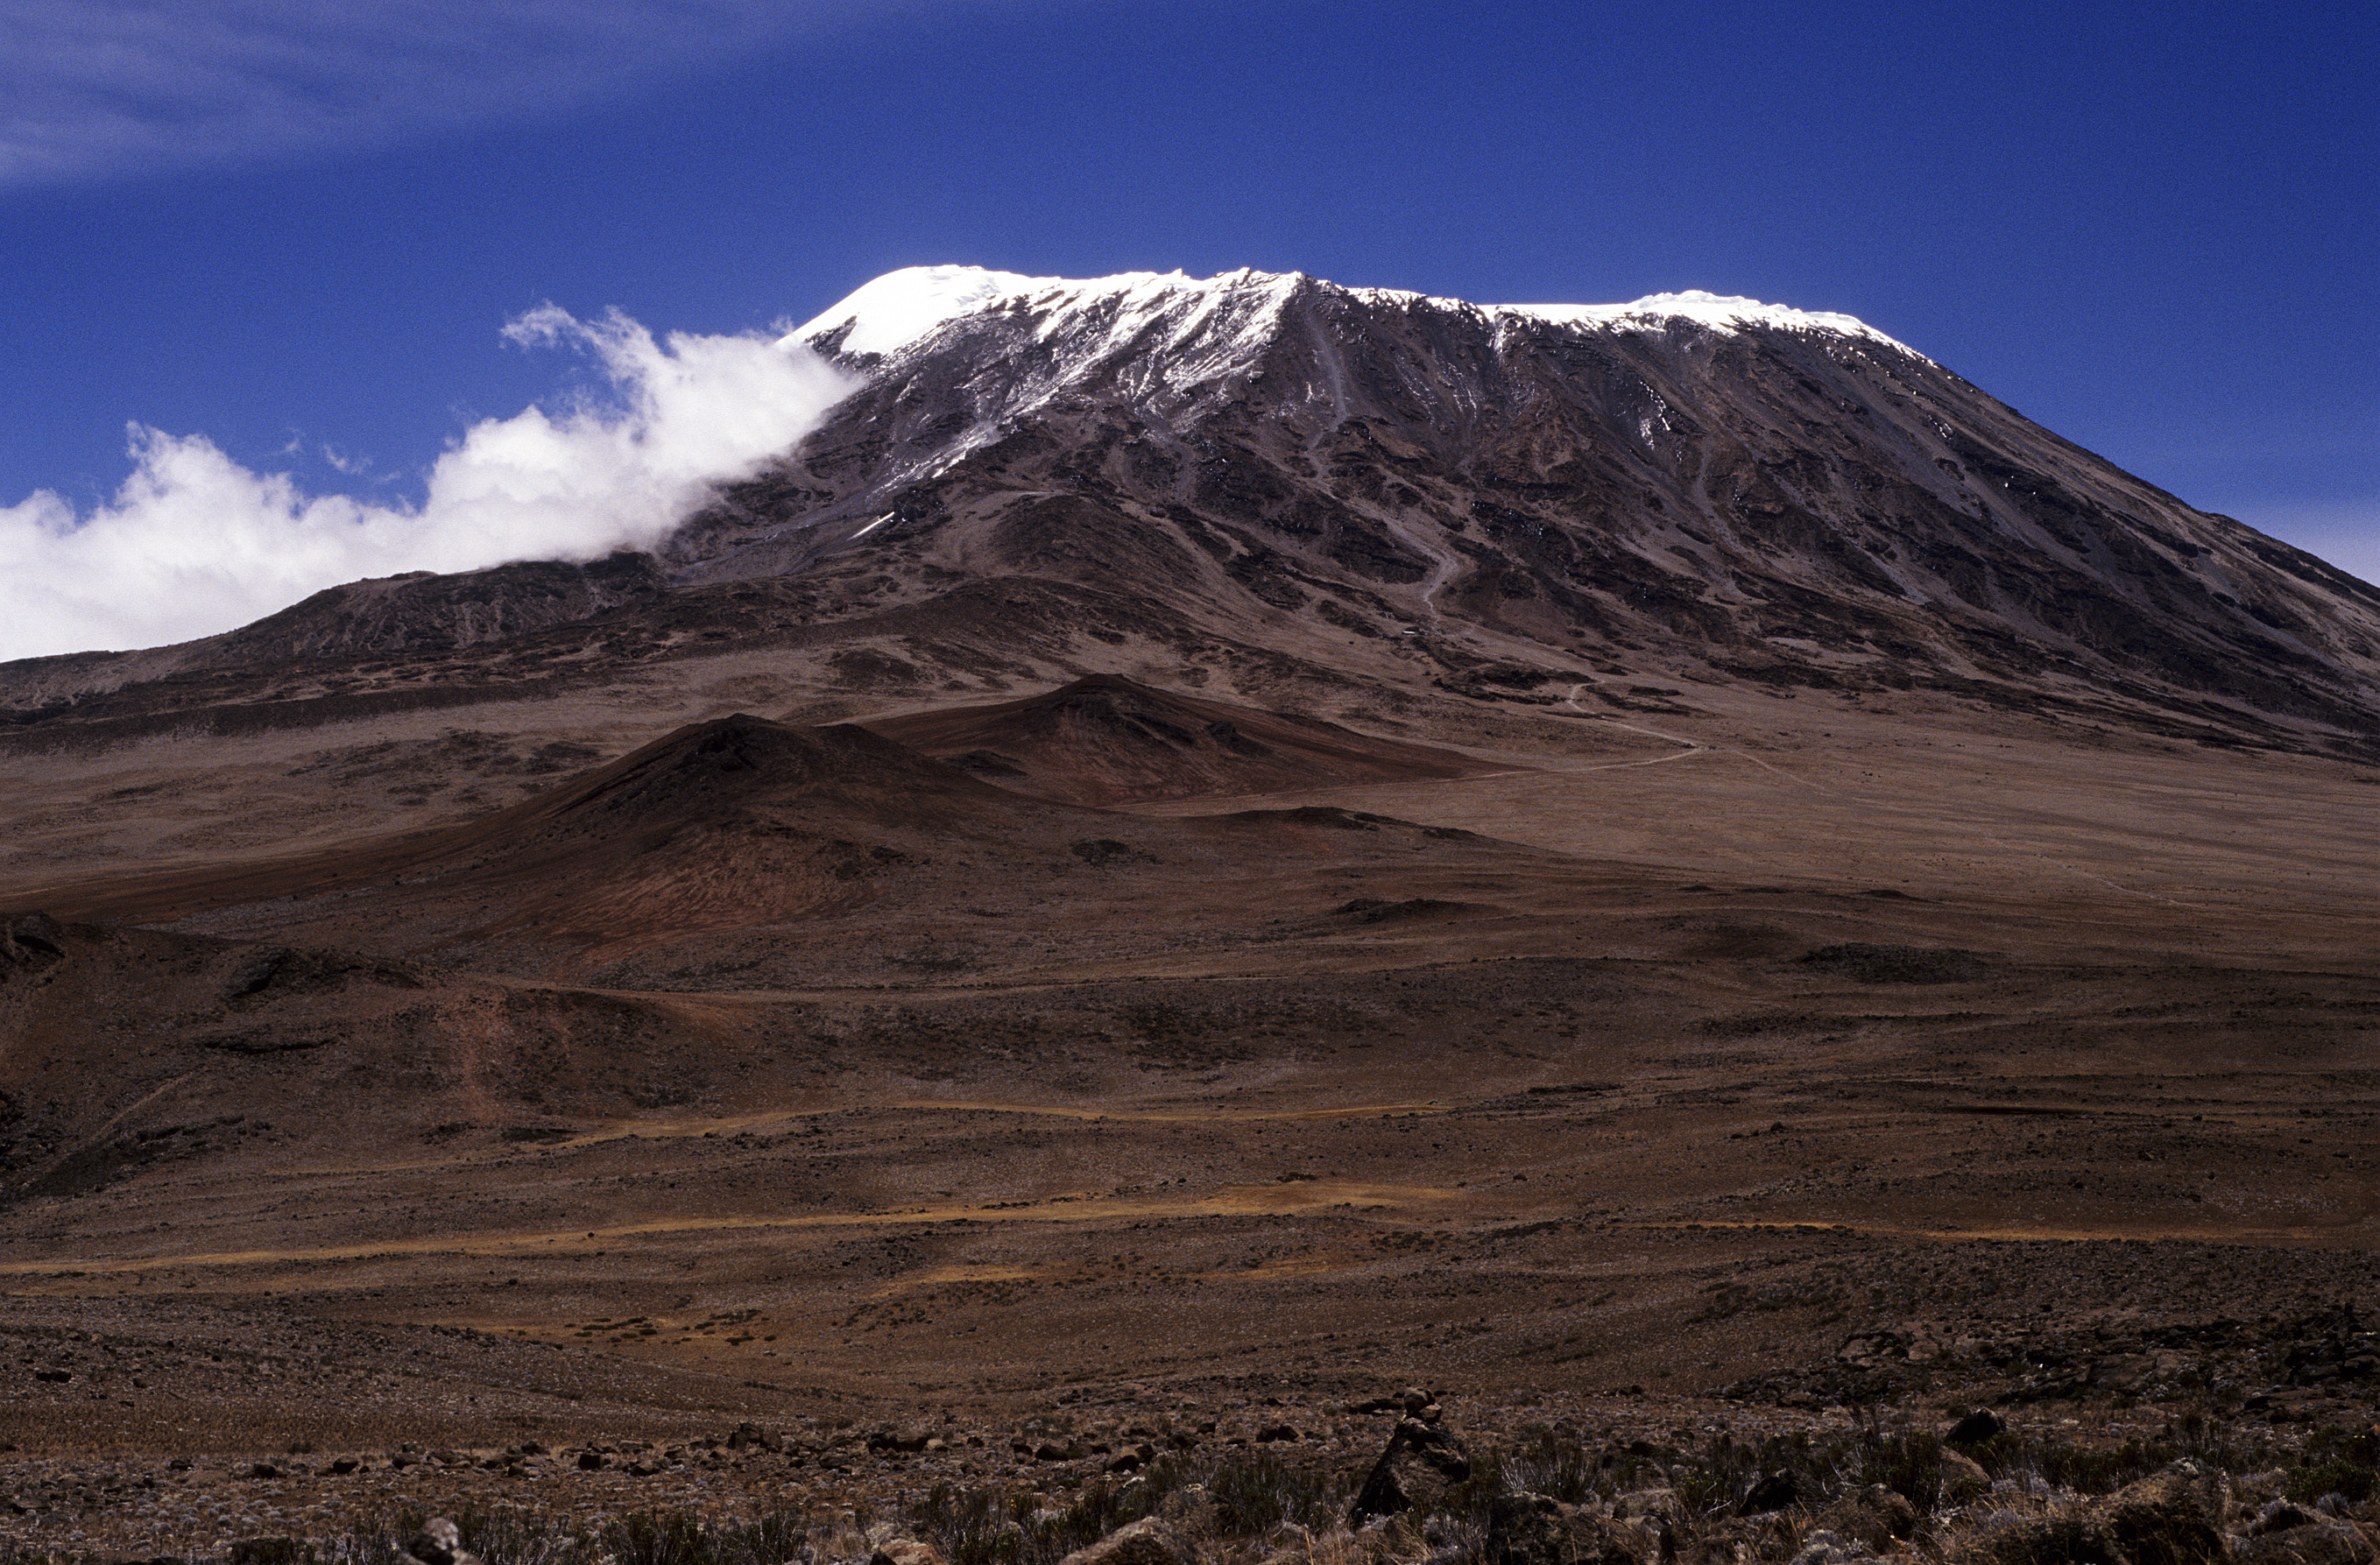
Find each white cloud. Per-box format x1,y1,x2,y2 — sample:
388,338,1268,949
0,0,940,187
0,307,856,660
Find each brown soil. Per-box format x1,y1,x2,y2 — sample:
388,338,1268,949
1,673,2375,1555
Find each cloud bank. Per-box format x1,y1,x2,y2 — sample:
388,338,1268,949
0,0,931,187
0,310,855,662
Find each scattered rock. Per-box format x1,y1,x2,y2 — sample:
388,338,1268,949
871,1540,950,1565
2239,1520,2375,1565
727,1421,784,1452
1957,1459,2227,1565
228,1541,306,1565
1487,1491,1646,1565
1818,1484,1917,1552
1056,1519,1192,1565
1790,1529,1876,1565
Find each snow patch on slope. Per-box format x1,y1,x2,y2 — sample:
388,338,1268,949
1500,290,1918,354
789,264,1303,361
790,265,1063,356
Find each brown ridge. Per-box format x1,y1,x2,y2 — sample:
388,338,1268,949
863,673,1509,806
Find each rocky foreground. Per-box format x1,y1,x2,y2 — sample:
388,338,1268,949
5,1358,2376,1565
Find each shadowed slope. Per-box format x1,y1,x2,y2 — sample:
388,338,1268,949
16,715,1077,955
11,710,1554,980
864,674,1509,805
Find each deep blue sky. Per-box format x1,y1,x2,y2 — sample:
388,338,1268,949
4,0,2375,645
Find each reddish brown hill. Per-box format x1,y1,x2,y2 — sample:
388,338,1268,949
863,674,1508,805
18,715,1082,960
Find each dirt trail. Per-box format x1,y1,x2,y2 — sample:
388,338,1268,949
0,1178,1478,1278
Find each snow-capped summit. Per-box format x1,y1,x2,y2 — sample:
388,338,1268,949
792,265,1921,364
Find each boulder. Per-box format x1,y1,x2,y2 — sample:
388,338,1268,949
2097,1459,2228,1565
1350,1407,1472,1521
1741,1471,1801,1516
1957,1460,2227,1565
1939,1450,1994,1505
1947,1411,2006,1448
1056,1519,1192,1565
2256,1504,2326,1537
1613,1491,1684,1528
229,1542,305,1565
1819,1485,1917,1553
403,1519,484,1565
871,1541,950,1565
3,913,64,970
2239,1505,2374,1565
1487,1492,1646,1565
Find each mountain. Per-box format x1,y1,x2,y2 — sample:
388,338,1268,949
4,266,2374,760
713,266,2380,751
4,269,2380,1466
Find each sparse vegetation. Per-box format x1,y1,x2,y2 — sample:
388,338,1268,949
2,1406,2356,1565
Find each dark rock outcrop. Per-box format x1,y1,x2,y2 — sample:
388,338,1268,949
1817,1484,1918,1552
1350,1392,1472,1521
1741,1470,1801,1516
1947,1410,2008,1447
1487,1492,1647,1565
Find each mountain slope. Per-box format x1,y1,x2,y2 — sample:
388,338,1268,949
16,716,1041,950
4,266,2375,759
14,707,1557,982
682,267,2380,751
